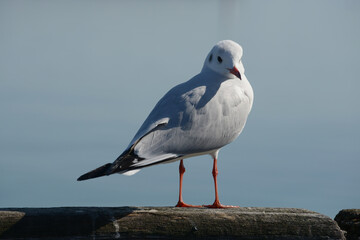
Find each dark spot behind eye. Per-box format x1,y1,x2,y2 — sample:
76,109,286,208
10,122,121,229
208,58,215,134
217,56,222,63
209,54,213,62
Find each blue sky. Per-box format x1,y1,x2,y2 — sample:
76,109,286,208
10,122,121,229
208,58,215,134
1,1,359,218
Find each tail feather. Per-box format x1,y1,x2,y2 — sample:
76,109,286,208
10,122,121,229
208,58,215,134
77,163,112,181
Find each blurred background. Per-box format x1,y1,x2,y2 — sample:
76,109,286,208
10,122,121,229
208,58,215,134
1,1,359,218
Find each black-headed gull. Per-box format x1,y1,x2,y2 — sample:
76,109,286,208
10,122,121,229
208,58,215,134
78,40,254,208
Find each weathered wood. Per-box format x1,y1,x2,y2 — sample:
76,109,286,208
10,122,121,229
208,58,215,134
0,207,344,240
335,209,360,240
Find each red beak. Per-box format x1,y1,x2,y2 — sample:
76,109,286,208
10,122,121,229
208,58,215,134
228,66,242,80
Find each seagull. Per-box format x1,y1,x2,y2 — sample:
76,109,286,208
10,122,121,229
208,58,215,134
77,40,254,208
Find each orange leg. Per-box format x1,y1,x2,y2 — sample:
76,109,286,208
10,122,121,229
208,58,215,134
204,157,239,208
175,159,201,207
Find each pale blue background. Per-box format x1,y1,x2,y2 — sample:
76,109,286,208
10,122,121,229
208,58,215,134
1,1,359,218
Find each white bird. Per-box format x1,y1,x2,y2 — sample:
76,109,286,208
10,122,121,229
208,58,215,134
78,40,254,208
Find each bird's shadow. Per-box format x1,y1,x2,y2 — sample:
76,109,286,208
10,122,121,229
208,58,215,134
178,76,224,131
195,79,222,110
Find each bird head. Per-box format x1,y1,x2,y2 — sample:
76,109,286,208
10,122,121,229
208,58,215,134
202,40,244,80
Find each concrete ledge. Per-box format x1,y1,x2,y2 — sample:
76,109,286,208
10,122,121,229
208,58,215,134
0,207,345,240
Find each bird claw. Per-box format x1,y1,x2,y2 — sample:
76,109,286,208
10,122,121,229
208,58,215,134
203,200,239,209
175,201,202,208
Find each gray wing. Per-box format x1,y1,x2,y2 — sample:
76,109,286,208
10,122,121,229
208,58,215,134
102,76,205,174
77,77,197,181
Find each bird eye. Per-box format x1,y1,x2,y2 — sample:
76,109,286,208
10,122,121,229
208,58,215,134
217,56,222,63
209,54,213,62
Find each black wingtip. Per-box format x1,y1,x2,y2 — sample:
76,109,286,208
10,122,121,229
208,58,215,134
77,163,112,181
77,176,85,181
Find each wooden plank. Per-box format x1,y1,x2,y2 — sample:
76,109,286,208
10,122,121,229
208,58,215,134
0,207,345,239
